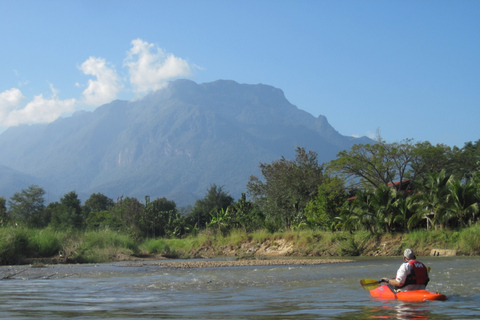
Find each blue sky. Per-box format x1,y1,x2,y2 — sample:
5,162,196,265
1,0,478,147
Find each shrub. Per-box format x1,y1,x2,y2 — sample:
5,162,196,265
0,228,29,264
28,229,62,257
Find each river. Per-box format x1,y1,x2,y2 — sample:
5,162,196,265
0,256,478,319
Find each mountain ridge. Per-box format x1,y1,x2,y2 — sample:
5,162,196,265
0,79,372,205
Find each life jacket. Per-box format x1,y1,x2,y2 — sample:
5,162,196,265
402,260,429,287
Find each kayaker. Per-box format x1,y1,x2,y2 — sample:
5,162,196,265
380,248,429,292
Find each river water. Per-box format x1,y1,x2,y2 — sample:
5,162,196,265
0,256,478,319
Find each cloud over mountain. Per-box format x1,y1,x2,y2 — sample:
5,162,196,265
0,39,193,129
124,39,192,94
79,57,122,106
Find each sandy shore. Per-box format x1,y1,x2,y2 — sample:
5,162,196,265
146,258,355,269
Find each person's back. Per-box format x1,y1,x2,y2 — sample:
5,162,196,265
381,248,429,292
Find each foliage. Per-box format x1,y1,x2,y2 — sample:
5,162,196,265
458,225,480,255
110,196,145,239
64,229,138,263
49,191,84,230
1,225,480,266
189,184,234,230
1,140,479,237
227,193,264,233
8,185,47,228
446,179,479,228
305,176,346,231
142,196,182,238
0,227,29,265
27,228,63,257
85,210,119,230
208,207,231,236
0,196,6,226
83,193,114,220
141,238,178,258
407,170,480,230
247,147,324,231
326,138,413,191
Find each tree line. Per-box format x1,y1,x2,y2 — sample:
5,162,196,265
1,138,479,237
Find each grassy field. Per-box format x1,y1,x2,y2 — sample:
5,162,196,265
1,225,479,265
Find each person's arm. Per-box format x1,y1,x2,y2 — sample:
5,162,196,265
383,263,409,287
385,278,402,287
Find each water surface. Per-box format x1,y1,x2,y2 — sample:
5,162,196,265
0,256,478,319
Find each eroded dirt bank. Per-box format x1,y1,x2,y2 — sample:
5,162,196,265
21,232,456,267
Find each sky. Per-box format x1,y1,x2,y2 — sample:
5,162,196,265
0,0,479,148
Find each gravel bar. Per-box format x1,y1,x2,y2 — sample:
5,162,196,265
148,259,355,269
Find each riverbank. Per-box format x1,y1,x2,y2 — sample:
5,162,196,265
2,226,479,266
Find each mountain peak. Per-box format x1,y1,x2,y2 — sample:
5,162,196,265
0,79,371,205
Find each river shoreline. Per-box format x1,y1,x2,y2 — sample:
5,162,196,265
7,226,477,267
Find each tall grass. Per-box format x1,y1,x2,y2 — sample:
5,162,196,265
27,228,63,257
458,225,480,255
65,229,138,263
1,225,480,266
0,227,29,265
140,238,178,258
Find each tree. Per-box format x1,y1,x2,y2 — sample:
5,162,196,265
326,139,415,192
143,196,179,238
446,179,479,227
408,170,452,230
458,140,480,181
247,147,324,231
409,141,456,186
85,210,119,230
8,185,47,228
111,196,145,238
0,197,7,226
83,193,114,219
347,186,397,234
305,176,346,231
49,191,84,229
208,207,231,236
229,193,264,233
392,194,415,232
189,185,234,230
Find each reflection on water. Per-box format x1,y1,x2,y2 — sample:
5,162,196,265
0,256,478,319
358,303,451,320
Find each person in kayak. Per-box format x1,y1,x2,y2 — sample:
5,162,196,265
380,248,429,292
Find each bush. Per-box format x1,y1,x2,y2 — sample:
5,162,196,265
62,229,138,263
0,228,29,264
28,228,62,257
141,239,178,258
459,225,480,255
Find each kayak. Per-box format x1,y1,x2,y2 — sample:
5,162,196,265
370,284,447,301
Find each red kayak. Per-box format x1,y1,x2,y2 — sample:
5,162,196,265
370,284,447,301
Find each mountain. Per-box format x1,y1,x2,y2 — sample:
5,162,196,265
0,79,372,205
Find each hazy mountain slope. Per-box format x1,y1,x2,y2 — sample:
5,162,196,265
0,165,46,201
0,79,372,205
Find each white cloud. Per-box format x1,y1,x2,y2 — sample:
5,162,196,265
0,39,194,129
351,131,376,140
124,39,192,93
79,57,122,106
366,131,376,140
0,88,25,122
0,85,75,127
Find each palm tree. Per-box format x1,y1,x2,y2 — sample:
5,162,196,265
393,194,415,231
347,186,399,233
408,170,453,230
446,179,479,227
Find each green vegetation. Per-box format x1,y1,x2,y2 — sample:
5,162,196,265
1,226,480,265
0,138,479,265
